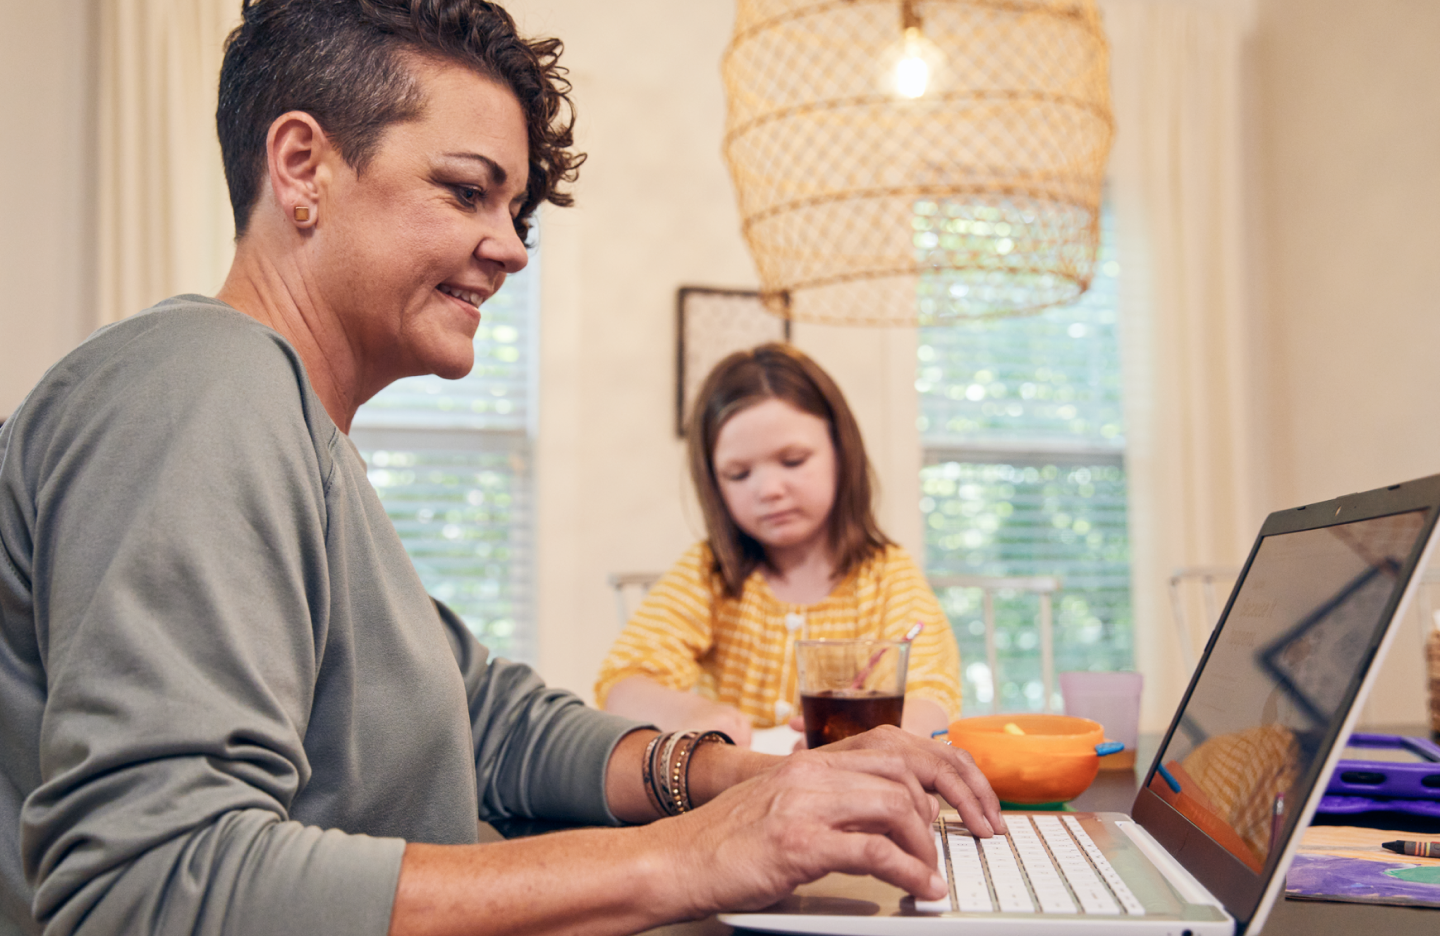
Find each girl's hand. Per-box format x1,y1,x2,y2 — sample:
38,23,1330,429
603,676,754,748
677,696,754,749
787,715,807,751
900,697,950,739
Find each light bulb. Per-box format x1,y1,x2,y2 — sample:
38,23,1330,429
890,26,941,100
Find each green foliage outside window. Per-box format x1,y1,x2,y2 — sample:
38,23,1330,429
361,448,530,656
918,204,1132,712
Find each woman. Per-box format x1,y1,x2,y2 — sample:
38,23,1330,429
0,3,1004,935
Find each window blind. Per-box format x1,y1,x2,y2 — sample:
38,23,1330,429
918,204,1131,712
350,256,538,662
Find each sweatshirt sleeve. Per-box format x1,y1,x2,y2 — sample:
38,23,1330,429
19,316,404,936
435,602,645,827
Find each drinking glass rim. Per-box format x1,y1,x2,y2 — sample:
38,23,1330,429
795,637,907,647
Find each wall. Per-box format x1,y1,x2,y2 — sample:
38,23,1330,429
1253,0,1440,726
0,0,97,417
4,0,1437,725
1256,0,1440,507
512,0,922,700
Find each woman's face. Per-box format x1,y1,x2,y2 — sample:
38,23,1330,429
311,59,531,395
712,398,838,559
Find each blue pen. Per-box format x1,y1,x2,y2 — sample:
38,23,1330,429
1095,742,1124,757
1156,763,1182,793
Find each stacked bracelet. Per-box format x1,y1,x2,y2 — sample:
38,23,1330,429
682,730,732,812
640,732,667,818
643,728,735,817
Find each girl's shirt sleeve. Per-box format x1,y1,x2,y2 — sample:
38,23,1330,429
878,547,965,719
593,543,718,707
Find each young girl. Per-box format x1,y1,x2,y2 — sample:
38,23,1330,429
594,343,962,748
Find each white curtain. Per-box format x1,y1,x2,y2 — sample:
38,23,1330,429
1099,0,1261,728
97,0,240,326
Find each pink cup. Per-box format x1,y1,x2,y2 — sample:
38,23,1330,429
1059,671,1143,770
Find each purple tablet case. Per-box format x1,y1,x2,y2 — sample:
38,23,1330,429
1315,732,1440,817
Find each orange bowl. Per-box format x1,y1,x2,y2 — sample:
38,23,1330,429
946,714,1105,805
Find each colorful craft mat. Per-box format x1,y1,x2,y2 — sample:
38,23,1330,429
1284,825,1440,908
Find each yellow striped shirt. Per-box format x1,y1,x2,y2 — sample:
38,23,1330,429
594,542,963,728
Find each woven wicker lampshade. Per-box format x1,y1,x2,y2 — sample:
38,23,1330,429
722,0,1114,325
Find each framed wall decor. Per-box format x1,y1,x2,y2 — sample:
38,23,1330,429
675,286,791,437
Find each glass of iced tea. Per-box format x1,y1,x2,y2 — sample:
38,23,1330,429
795,638,909,748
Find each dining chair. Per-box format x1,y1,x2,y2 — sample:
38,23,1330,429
1167,566,1241,672
928,574,1064,713
606,571,662,630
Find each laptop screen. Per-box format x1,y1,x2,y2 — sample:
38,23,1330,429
1144,508,1428,874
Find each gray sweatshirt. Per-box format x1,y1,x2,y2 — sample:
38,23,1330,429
0,297,638,936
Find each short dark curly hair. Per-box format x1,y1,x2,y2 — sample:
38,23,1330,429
217,0,583,243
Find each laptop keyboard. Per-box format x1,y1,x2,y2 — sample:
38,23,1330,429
915,814,1146,916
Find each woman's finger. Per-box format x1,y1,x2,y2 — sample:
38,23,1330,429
666,760,946,914
821,727,1006,836
826,785,940,868
926,744,1007,835
882,741,1001,837
807,740,941,822
770,755,937,845
799,828,947,901
759,757,943,878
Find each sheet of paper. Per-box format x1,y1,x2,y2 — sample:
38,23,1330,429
751,724,804,756
1284,825,1440,908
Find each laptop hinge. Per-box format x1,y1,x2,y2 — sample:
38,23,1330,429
1116,820,1225,909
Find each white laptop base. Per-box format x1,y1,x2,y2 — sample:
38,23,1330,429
722,809,1232,936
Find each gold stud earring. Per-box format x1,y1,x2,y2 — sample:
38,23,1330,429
294,205,311,223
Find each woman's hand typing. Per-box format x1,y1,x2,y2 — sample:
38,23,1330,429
660,724,1006,916
389,726,1003,935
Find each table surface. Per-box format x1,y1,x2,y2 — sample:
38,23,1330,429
645,727,1440,936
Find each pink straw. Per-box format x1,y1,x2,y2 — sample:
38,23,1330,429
849,620,924,690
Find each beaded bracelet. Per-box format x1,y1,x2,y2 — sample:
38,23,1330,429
679,730,735,813
647,731,684,817
667,731,701,814
657,731,685,813
641,728,737,817
640,732,667,818
644,730,680,817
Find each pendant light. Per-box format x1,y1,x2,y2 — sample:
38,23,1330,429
722,0,1114,324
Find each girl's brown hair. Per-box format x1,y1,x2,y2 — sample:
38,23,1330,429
688,343,891,597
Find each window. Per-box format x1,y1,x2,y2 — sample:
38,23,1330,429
916,204,1131,712
349,254,538,663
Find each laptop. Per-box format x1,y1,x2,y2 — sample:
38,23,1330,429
721,473,1440,935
